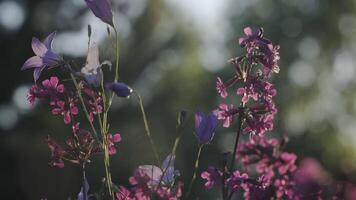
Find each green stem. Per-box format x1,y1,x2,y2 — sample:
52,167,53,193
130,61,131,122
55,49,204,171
133,91,161,165
113,27,120,82
70,74,100,141
82,163,87,200
156,124,185,189
225,105,244,200
186,144,204,198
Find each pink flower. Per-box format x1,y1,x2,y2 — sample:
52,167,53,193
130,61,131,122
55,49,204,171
51,99,79,124
46,136,66,168
217,103,235,128
201,166,223,189
42,76,64,93
108,133,121,155
27,85,40,105
216,77,228,98
225,170,249,192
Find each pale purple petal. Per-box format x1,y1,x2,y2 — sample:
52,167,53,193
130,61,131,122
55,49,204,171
33,67,45,82
195,111,203,130
31,37,47,56
21,56,43,70
43,32,56,49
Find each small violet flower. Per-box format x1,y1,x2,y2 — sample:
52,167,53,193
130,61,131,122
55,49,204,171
21,32,62,82
195,111,219,144
85,0,114,26
106,82,133,98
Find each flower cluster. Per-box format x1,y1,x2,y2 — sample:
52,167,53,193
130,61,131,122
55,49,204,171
216,27,279,136
47,123,99,168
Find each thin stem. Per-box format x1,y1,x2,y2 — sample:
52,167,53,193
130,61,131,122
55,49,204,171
113,26,120,82
156,123,185,189
225,106,244,200
133,91,161,165
82,163,87,200
186,144,204,198
228,111,243,172
70,74,100,141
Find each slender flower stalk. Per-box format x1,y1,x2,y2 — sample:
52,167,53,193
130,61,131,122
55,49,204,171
82,163,87,200
133,90,161,165
186,144,204,198
70,73,100,141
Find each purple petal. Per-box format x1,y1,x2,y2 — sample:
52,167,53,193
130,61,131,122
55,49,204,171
195,111,203,130
21,56,43,70
33,67,45,82
31,37,47,56
42,50,61,66
43,32,56,49
85,0,113,26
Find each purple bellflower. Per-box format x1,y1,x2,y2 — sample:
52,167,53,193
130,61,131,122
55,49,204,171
195,111,219,144
106,82,133,98
21,32,62,82
85,0,114,26
79,43,111,87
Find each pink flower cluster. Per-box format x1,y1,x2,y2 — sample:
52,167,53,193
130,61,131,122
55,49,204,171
216,27,279,136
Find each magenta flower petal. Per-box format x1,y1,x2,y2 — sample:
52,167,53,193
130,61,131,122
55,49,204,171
21,56,43,70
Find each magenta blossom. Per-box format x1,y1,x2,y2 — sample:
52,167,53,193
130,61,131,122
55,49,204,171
51,99,79,124
216,77,228,98
217,103,235,128
201,166,223,189
21,32,62,81
46,136,66,168
108,133,121,155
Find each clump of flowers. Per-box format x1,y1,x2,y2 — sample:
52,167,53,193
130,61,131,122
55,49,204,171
21,0,356,198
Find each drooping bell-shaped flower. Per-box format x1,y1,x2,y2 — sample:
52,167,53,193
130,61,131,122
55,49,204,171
85,0,114,26
21,32,62,82
106,82,132,98
195,111,219,144
79,43,111,87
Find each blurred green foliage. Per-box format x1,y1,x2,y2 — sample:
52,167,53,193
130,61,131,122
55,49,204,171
1,0,356,199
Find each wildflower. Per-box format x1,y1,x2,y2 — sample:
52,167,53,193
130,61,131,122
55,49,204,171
46,136,66,168
238,27,280,77
79,44,111,87
41,76,65,102
136,155,180,187
216,77,228,98
85,0,114,26
194,111,218,144
201,166,223,189
21,32,62,81
27,85,40,105
225,170,249,192
108,133,121,155
106,82,133,98
51,99,79,124
217,103,236,128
